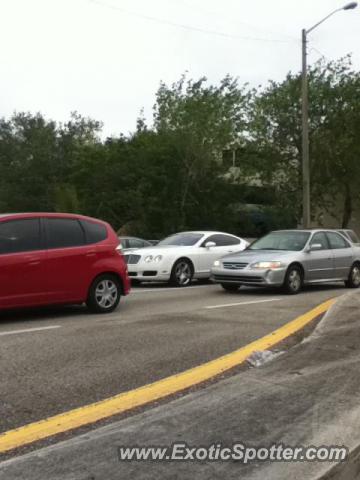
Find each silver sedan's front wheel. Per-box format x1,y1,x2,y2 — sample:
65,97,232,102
170,259,193,287
283,266,303,294
345,263,360,288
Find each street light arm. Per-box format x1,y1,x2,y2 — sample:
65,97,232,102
306,2,357,34
306,8,342,34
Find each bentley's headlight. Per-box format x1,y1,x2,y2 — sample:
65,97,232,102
213,260,221,267
251,261,282,270
154,255,163,262
144,255,153,263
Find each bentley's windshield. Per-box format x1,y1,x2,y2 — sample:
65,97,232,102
158,233,204,247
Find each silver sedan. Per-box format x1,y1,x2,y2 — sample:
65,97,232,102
210,229,360,294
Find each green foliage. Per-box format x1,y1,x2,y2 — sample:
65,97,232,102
1,60,359,236
54,184,80,213
153,74,250,230
250,55,360,227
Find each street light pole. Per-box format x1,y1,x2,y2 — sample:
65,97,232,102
301,28,310,228
301,2,357,229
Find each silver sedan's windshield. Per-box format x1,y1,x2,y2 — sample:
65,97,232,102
249,231,310,251
158,233,204,246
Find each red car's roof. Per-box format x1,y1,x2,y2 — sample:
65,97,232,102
0,212,107,224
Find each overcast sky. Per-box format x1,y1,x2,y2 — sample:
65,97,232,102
1,0,359,137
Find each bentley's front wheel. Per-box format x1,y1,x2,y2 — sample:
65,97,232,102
170,259,193,287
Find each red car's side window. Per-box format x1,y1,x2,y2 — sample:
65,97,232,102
0,218,42,255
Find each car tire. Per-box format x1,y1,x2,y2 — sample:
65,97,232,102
345,263,360,288
283,265,303,295
87,274,121,313
221,284,240,292
170,259,193,287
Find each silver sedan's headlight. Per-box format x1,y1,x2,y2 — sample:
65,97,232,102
154,255,163,262
250,261,283,270
213,260,221,267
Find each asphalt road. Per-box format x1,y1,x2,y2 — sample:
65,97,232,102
4,290,358,480
0,282,346,435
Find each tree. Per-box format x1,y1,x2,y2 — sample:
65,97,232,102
0,112,58,211
0,112,102,214
153,74,250,229
250,56,360,227
309,57,360,227
1,61,360,235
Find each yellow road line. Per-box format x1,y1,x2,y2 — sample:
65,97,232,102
0,298,336,453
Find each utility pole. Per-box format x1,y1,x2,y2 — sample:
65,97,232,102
300,2,357,229
301,28,310,229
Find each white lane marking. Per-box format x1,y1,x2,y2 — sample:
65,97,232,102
0,325,61,337
132,285,214,294
204,298,281,310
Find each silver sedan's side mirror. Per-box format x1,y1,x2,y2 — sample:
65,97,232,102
310,243,323,251
205,241,216,249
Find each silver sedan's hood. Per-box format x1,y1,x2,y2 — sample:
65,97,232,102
221,249,300,264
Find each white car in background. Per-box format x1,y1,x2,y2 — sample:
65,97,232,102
123,231,249,287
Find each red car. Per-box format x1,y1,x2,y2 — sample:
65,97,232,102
0,213,130,313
